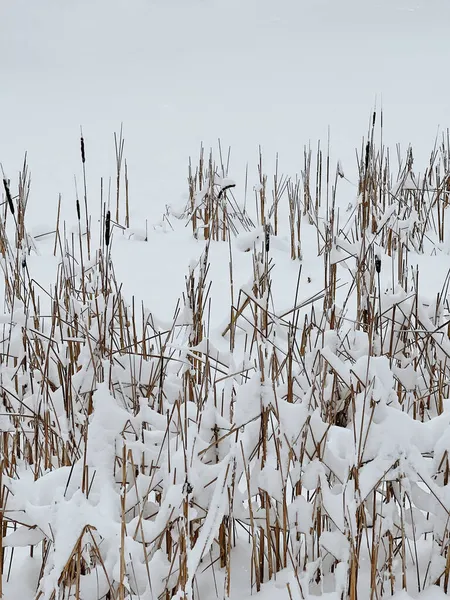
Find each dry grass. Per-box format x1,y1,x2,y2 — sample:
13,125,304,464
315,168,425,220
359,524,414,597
1,118,450,599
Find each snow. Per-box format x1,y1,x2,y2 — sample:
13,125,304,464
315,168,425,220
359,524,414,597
2,1,450,225
2,0,450,599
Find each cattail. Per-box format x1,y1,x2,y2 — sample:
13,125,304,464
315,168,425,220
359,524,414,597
76,199,81,220
218,182,236,200
375,255,381,273
265,223,270,253
105,210,111,246
80,136,86,164
3,178,14,215
365,141,370,171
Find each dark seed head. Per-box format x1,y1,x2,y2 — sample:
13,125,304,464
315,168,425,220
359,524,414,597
3,178,14,215
265,223,270,253
105,210,111,246
365,142,370,171
80,137,86,164
375,256,381,273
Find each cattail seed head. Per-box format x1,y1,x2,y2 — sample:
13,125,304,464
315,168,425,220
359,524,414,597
80,137,86,164
375,255,381,273
365,141,370,171
265,223,270,253
218,182,236,199
105,210,111,246
3,178,14,215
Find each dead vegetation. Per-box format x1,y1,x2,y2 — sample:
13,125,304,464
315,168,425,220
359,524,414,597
1,116,450,599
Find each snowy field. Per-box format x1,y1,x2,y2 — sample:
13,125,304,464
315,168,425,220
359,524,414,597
1,1,450,599
2,0,450,223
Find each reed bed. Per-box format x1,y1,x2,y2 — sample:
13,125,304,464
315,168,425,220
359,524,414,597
1,118,450,599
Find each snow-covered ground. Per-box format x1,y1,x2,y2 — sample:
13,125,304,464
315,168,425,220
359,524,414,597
3,0,449,312
2,1,450,599
2,0,450,223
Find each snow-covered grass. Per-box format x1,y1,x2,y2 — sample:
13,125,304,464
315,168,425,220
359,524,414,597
2,116,450,600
